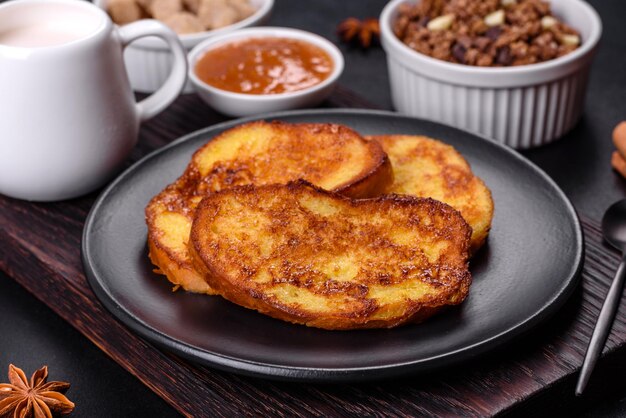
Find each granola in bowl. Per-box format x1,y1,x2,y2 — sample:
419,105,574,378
393,0,581,67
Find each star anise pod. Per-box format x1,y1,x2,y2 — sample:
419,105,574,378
337,17,381,48
0,365,74,418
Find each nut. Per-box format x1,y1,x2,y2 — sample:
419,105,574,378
541,16,557,29
484,9,505,27
560,34,580,46
501,0,516,6
427,14,455,31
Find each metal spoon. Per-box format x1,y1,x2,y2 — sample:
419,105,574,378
576,199,626,395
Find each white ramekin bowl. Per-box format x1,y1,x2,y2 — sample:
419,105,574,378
380,0,602,149
188,27,344,117
94,0,273,93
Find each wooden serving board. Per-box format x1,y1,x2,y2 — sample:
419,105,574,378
1,88,625,417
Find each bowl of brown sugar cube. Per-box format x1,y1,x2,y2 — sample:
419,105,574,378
95,0,274,93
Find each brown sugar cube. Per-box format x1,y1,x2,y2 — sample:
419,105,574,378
150,0,183,21
108,0,143,24
136,0,153,13
162,11,205,34
182,0,200,14
198,0,238,29
229,0,256,19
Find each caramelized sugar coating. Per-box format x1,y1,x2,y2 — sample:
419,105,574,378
146,122,393,294
369,135,493,254
190,181,472,330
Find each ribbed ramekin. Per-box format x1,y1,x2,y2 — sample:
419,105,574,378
380,0,602,149
94,0,273,93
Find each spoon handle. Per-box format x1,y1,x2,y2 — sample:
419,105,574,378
576,255,626,395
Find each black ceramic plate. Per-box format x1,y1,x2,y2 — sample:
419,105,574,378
83,109,583,382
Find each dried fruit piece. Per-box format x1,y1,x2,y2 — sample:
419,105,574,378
495,46,512,65
427,14,455,31
474,36,491,51
451,42,467,63
485,26,503,41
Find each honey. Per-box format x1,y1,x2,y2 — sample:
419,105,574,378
194,37,334,95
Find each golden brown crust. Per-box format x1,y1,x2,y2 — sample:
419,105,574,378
148,235,216,294
189,180,472,330
368,135,494,254
332,141,394,198
146,122,393,293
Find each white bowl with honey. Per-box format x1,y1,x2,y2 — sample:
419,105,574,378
188,27,344,117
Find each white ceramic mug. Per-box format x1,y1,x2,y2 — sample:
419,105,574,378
0,0,188,201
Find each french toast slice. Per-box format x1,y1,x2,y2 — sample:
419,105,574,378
368,135,494,254
146,122,393,294
189,180,472,330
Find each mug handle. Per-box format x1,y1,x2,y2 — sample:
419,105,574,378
118,20,188,122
